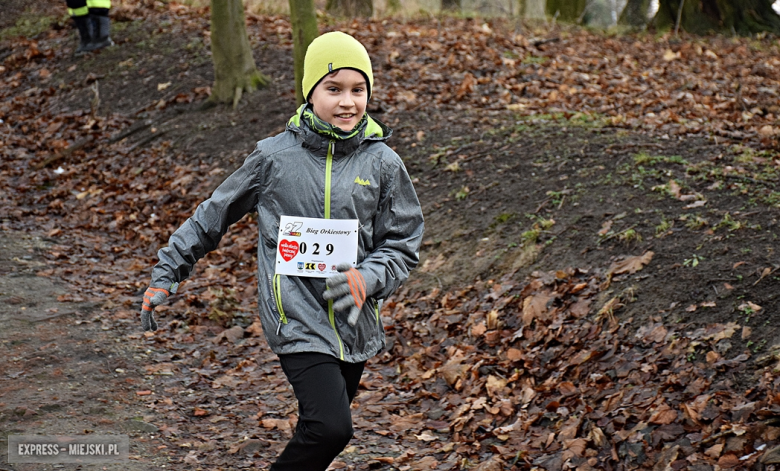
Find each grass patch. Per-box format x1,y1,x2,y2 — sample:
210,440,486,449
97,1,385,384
683,214,709,230
1,13,62,40
655,216,673,236
713,213,761,232
633,152,688,166
492,212,515,226
521,216,555,245
521,55,548,65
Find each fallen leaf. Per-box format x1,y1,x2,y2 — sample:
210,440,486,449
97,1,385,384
563,438,587,457
440,358,468,386
685,200,706,209
706,351,720,363
506,348,523,361
654,445,681,471
183,451,199,464
597,297,623,319
414,431,438,442
704,49,718,59
472,456,504,471
522,292,553,325
471,322,487,337
649,403,678,425
738,302,762,312
668,180,682,198
663,49,681,61
703,322,741,342
717,453,741,468
261,418,291,432
213,325,244,344
607,251,654,276
245,321,264,336
486,375,507,398
705,442,724,458
410,456,438,470
754,267,773,285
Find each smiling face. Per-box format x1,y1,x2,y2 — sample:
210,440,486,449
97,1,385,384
309,69,368,132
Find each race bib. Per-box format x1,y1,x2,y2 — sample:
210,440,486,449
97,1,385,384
275,216,359,278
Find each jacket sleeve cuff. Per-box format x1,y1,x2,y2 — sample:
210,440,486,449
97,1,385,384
150,281,179,294
357,266,381,300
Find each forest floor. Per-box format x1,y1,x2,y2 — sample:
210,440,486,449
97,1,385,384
1,1,780,470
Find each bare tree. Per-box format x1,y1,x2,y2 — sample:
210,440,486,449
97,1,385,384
442,0,461,12
289,0,318,105
654,0,780,35
546,0,586,22
210,0,269,107
326,0,373,17
519,0,546,19
618,0,650,28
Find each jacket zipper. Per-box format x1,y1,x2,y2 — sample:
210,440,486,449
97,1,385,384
272,274,288,335
326,140,345,360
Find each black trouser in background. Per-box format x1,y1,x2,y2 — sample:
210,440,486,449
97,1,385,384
270,352,365,471
66,0,112,53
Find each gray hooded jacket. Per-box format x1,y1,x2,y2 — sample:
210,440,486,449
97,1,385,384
150,107,424,362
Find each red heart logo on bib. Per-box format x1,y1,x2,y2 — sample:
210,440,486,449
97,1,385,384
318,263,326,271
279,240,299,262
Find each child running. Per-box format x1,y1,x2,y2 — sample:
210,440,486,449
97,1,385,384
140,31,425,471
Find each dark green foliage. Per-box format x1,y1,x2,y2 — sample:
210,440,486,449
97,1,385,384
654,0,780,35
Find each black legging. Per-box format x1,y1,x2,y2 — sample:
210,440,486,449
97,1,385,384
271,352,365,471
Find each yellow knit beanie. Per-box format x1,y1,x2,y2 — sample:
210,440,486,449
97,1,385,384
302,32,374,101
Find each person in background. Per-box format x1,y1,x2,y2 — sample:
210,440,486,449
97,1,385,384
66,0,114,55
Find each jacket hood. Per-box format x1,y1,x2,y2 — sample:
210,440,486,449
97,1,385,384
286,104,392,158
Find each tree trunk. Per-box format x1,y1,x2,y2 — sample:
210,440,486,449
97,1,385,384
325,0,373,17
210,0,269,106
546,0,587,22
519,0,545,19
441,0,461,11
654,0,780,35
618,0,650,27
289,0,318,105
386,0,401,14
582,0,614,27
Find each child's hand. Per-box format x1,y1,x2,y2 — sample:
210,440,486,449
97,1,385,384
323,263,367,326
141,287,169,331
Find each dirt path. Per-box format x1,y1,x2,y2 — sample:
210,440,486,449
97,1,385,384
0,231,166,470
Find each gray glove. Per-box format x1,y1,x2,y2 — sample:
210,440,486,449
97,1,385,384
141,284,177,331
323,263,367,326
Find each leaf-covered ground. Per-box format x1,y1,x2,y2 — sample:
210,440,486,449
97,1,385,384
1,1,780,470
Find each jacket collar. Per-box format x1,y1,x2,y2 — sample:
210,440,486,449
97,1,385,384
287,105,392,158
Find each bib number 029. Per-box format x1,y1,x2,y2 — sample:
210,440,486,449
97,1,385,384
299,242,334,256
275,216,359,278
